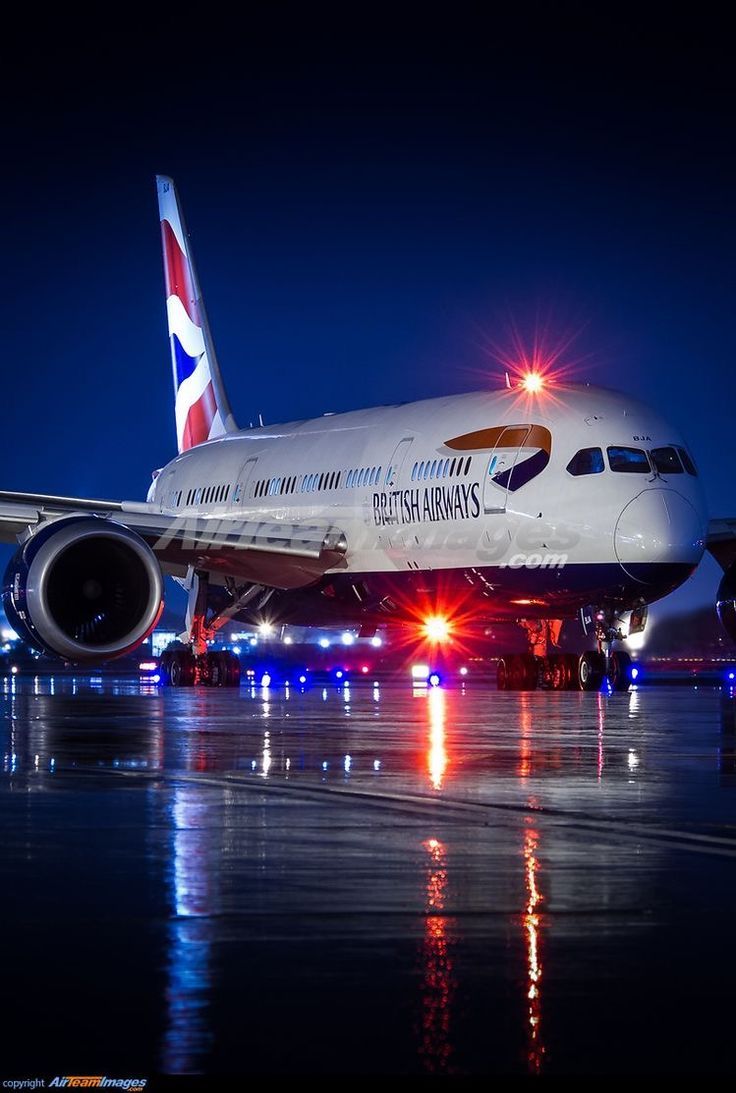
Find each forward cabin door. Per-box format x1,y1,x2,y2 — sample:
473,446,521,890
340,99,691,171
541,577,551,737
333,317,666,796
384,437,414,487
482,425,531,513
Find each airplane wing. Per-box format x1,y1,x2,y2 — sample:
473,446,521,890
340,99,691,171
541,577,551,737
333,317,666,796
706,517,736,572
0,490,348,589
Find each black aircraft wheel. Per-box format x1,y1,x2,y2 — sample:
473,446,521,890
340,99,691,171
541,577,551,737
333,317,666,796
497,657,511,690
205,651,241,687
562,653,580,690
170,651,195,687
609,650,633,692
519,653,539,690
224,652,241,688
578,651,605,691
548,654,568,690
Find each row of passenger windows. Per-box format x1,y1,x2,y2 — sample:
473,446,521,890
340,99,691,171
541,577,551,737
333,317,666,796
254,470,345,498
168,453,476,509
567,445,697,477
411,456,472,481
181,482,233,507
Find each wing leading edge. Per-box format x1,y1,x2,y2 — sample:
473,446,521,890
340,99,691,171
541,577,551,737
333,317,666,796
0,491,348,590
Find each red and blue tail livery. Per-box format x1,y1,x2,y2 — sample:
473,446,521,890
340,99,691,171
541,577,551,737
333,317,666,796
157,176,237,452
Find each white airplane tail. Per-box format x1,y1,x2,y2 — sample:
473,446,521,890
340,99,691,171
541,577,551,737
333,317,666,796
156,175,238,453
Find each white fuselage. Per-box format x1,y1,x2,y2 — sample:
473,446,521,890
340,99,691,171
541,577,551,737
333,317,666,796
150,382,707,623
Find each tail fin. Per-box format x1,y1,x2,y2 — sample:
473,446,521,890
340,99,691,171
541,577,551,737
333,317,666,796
156,175,238,452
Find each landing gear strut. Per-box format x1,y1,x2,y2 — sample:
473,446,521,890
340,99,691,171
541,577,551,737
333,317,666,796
580,606,636,692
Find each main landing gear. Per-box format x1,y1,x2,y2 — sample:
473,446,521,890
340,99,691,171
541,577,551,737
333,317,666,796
159,567,251,688
159,648,241,688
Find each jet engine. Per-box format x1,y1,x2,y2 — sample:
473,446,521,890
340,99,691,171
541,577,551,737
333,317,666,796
2,516,164,663
716,562,736,644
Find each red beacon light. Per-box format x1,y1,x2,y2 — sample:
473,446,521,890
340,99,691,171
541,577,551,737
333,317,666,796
520,372,545,393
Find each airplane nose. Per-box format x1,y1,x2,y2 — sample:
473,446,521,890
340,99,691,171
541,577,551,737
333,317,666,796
614,488,705,584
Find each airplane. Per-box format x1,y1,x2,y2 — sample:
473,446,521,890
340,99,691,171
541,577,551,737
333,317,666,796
1,175,734,691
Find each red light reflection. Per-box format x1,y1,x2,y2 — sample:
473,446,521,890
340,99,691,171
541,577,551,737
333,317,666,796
419,837,455,1073
523,824,545,1074
427,685,448,790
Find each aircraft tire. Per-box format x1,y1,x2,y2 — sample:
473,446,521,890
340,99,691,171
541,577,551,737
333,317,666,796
609,650,632,691
578,651,605,691
170,651,196,687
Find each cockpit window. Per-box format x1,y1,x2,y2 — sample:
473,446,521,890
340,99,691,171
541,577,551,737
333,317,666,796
566,447,604,476
650,446,684,474
677,446,698,476
607,446,650,473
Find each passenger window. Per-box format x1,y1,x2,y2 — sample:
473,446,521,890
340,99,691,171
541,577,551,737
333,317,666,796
567,448,604,476
376,466,381,483
677,447,697,475
650,447,683,474
464,457,471,475
607,447,650,473
430,460,437,478
423,463,430,480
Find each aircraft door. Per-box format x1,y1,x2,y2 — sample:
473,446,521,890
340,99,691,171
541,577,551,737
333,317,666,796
384,437,414,487
234,457,258,504
482,425,531,513
156,467,176,513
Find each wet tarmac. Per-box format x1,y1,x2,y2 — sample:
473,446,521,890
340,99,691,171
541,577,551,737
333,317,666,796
2,674,736,1077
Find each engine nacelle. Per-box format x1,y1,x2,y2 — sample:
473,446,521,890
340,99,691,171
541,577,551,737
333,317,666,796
716,563,736,644
3,516,164,663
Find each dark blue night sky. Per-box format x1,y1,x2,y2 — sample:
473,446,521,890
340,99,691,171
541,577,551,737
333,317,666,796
1,17,733,617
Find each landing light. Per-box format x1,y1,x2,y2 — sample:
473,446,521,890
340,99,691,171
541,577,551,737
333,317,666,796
428,672,442,688
423,616,452,643
258,622,275,638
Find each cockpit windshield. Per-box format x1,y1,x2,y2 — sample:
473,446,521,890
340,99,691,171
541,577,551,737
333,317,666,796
650,446,684,474
607,446,650,473
566,447,604,476
677,446,698,475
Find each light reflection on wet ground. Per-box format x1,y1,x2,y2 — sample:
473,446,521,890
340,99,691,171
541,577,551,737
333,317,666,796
2,675,736,1076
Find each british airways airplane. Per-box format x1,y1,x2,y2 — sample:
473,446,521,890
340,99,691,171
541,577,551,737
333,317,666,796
1,177,733,690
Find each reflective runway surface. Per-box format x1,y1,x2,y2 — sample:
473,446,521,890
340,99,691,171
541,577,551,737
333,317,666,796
2,676,736,1077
